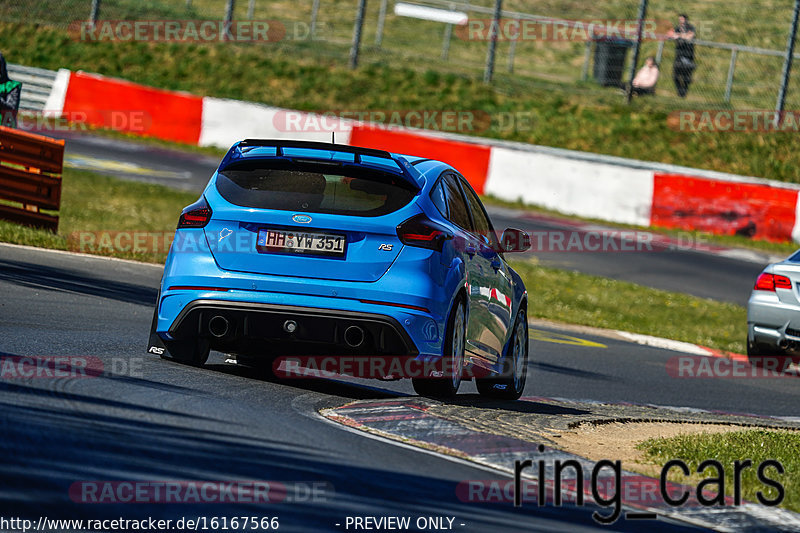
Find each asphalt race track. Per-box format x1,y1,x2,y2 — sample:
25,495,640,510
53,131,221,191
3,242,800,530
0,243,714,532
57,132,772,305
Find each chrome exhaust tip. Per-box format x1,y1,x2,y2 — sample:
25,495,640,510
208,315,230,338
344,325,365,348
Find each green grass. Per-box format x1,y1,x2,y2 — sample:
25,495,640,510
638,429,800,512
2,20,800,182
3,0,795,110
0,169,198,263
509,259,746,353
3,0,794,49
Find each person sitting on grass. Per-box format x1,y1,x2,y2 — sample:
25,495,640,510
624,56,660,97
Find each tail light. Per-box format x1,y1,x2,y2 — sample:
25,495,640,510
754,272,793,291
177,197,212,228
397,214,452,252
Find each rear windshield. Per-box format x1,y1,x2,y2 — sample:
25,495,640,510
216,161,416,216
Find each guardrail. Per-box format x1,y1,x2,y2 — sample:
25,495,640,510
7,63,58,113
0,125,64,232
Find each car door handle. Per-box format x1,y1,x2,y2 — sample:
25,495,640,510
465,244,477,257
491,258,502,271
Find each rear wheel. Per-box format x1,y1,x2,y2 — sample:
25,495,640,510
412,300,465,398
161,338,210,367
476,308,528,401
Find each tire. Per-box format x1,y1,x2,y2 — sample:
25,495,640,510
412,300,465,398
161,338,210,367
476,308,528,401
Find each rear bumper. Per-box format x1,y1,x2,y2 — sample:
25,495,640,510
155,229,460,359
155,287,446,358
168,299,419,356
747,291,800,350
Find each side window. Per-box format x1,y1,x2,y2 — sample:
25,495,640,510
442,174,472,230
459,177,495,245
430,179,448,218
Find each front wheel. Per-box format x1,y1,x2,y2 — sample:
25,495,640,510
412,300,465,398
476,308,528,400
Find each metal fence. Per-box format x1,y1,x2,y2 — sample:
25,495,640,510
2,0,799,112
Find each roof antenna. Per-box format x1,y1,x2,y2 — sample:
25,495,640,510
331,131,335,144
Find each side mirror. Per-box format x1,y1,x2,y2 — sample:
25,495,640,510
498,228,531,252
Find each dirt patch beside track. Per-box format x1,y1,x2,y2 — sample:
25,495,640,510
552,421,753,477
424,396,800,472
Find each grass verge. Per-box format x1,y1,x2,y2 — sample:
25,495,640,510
0,169,198,263
637,429,800,513
508,259,746,353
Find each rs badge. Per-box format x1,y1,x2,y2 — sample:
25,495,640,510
378,244,393,251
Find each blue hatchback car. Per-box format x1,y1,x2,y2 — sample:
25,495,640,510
148,140,530,399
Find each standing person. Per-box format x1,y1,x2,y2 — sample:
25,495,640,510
0,52,22,128
667,14,696,97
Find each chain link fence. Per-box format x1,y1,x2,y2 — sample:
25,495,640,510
2,0,799,112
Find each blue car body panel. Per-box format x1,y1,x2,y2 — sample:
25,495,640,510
150,140,527,377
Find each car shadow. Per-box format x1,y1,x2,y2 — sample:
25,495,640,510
530,361,621,382
0,258,158,306
202,357,590,414
203,359,408,401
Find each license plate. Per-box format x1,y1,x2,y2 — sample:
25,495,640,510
257,228,346,257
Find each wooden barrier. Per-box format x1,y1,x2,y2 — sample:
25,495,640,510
0,125,64,232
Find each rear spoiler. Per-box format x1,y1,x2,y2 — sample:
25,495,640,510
219,139,422,189
238,139,393,161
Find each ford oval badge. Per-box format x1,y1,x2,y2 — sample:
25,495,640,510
292,214,312,224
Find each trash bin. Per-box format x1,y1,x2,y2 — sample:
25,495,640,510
593,38,633,87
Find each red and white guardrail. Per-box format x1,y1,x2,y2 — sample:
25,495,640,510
43,68,800,243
